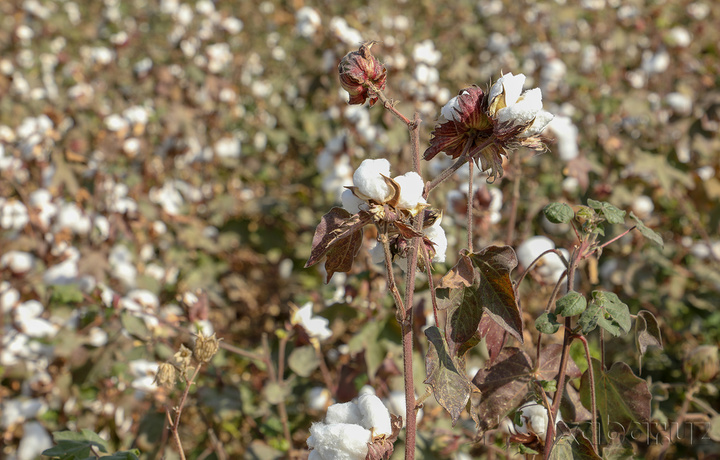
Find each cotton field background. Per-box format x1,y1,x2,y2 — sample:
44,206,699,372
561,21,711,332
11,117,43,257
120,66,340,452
1,0,719,459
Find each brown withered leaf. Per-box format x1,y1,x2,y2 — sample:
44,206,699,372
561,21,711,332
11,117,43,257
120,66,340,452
473,348,533,435
478,314,507,368
305,207,371,282
635,310,663,374
424,326,473,425
470,245,523,343
438,254,476,290
548,422,601,459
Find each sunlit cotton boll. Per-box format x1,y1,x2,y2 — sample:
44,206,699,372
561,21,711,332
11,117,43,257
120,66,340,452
291,302,332,341
393,172,426,210
352,158,392,203
128,359,159,395
43,247,79,286
341,188,366,214
214,137,241,159
308,394,393,460
413,40,442,66
510,400,561,439
307,387,332,411
631,195,654,219
424,220,448,264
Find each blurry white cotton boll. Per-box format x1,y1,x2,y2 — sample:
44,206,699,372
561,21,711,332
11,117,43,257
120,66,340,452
0,199,29,231
55,202,91,235
384,390,423,427
0,251,35,274
631,195,654,219
329,17,363,46
307,387,332,411
16,421,52,460
641,48,670,75
665,92,692,115
547,115,579,161
0,398,47,429
214,137,242,159
516,236,568,284
43,247,80,286
413,40,442,66
1,281,20,312
128,359,159,396
296,7,321,37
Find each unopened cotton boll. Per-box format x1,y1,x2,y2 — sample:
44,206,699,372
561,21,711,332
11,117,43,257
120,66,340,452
352,159,392,202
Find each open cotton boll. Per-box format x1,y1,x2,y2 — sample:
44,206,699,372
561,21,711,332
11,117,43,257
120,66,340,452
521,110,554,137
341,188,366,214
490,72,526,106
497,88,542,125
307,422,371,460
393,172,426,210
352,159,392,203
441,93,463,121
512,400,561,439
357,394,392,437
325,401,363,425
424,221,448,263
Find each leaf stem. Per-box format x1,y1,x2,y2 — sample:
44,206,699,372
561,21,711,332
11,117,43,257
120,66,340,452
575,334,599,453
371,86,412,125
467,160,474,252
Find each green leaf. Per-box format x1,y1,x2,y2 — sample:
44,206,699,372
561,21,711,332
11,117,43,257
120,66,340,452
593,291,631,337
629,211,664,248
263,381,291,405
587,199,626,224
287,345,320,378
424,326,472,425
539,379,557,393
470,245,523,343
579,360,651,442
50,284,85,304
536,312,560,334
579,291,631,337
556,291,587,317
544,202,575,224
120,312,150,341
444,279,484,351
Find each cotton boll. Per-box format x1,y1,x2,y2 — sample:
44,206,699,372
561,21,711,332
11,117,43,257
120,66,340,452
0,251,35,274
516,236,555,270
521,109,554,137
393,172,425,210
441,94,462,121
325,401,363,425
547,115,579,161
631,195,654,219
490,72,526,107
512,400,561,438
308,422,370,460
357,394,392,437
368,239,385,264
384,390,423,427
424,221,448,263
16,421,53,459
307,387,332,411
341,189,365,214
497,88,542,125
353,159,391,202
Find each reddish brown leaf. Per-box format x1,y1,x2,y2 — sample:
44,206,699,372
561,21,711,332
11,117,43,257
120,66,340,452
472,348,533,435
438,254,476,290
478,314,507,367
305,207,371,282
470,245,523,343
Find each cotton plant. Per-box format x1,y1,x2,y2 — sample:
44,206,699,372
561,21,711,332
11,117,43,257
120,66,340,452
302,41,665,460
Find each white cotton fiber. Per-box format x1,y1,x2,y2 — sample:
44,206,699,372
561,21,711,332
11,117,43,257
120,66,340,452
357,394,392,437
325,401,363,425
441,95,461,121
393,172,425,210
307,422,371,460
341,189,365,214
498,88,542,125
424,221,448,263
353,159,392,203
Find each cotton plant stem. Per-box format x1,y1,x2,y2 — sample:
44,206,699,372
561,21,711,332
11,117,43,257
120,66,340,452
424,135,497,197
372,86,412,126
576,335,599,453
467,160,474,252
168,365,203,460
411,112,422,173
505,153,522,245
543,248,579,459
535,271,568,365
379,230,406,317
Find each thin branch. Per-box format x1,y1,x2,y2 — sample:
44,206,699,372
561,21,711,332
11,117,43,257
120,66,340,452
467,160,474,252
424,136,498,197
576,335,599,453
514,249,565,295
371,86,412,125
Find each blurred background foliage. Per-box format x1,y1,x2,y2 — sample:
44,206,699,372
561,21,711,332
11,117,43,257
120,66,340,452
0,0,718,458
